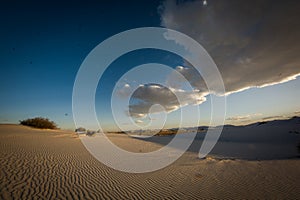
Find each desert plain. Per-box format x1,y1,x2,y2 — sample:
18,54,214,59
0,124,300,199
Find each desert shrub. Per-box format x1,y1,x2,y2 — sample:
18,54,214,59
20,117,57,129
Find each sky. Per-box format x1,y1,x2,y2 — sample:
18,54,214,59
1,0,300,131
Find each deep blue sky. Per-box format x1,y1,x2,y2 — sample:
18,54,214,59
0,0,163,129
1,0,300,131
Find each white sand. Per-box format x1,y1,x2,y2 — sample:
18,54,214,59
0,124,299,199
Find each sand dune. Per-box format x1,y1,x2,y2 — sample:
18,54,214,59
0,124,300,199
140,117,300,160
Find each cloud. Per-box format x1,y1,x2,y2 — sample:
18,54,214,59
135,119,144,124
226,115,251,121
115,1,300,120
261,115,286,120
226,113,262,121
294,111,300,115
166,65,211,95
128,83,206,118
116,83,132,98
160,0,300,94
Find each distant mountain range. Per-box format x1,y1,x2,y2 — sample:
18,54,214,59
93,116,300,160
137,116,300,160
117,116,300,137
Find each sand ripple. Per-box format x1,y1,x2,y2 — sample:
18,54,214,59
0,125,300,199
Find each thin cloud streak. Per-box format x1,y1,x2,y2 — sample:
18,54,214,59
226,113,262,121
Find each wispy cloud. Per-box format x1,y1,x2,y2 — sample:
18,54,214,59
294,111,300,115
226,113,262,121
116,83,132,98
135,119,143,124
261,115,286,121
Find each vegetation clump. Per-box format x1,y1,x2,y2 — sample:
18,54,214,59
20,117,57,129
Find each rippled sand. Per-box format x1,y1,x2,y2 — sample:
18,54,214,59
0,124,299,199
